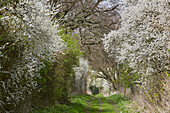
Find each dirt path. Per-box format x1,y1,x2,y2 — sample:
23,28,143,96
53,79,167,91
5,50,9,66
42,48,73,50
86,98,94,113
98,99,102,112
107,98,120,113
86,97,119,113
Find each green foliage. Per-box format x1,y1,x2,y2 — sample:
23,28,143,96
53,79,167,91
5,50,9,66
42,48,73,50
117,63,141,95
32,28,82,108
58,28,82,57
119,63,140,88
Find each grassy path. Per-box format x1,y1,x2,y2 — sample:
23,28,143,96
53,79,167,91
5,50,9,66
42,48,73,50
31,94,129,113
86,96,119,113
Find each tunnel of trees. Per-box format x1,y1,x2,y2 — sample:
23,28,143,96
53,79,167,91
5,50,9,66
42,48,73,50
0,0,169,113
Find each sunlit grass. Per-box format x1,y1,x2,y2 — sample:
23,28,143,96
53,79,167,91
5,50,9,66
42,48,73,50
31,94,130,113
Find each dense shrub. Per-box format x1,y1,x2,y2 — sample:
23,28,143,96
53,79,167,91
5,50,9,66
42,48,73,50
0,0,81,112
103,0,169,112
35,30,82,107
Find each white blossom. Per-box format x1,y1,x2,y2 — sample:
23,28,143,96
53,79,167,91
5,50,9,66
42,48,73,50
0,0,63,111
103,0,170,77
